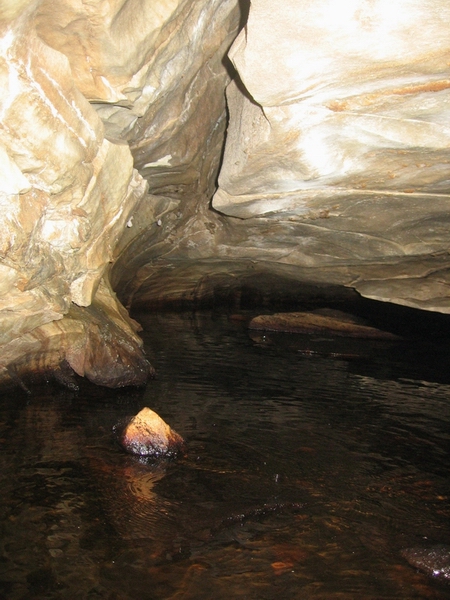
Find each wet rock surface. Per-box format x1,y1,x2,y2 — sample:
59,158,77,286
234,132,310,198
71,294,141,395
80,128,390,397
0,279,152,389
119,407,185,458
402,545,450,582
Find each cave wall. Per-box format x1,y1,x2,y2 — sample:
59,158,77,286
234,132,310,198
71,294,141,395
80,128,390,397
116,0,450,316
1,0,450,387
0,0,241,386
212,0,450,313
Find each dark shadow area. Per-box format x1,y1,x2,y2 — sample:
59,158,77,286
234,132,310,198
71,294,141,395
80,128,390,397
130,267,450,344
238,0,250,31
213,0,255,199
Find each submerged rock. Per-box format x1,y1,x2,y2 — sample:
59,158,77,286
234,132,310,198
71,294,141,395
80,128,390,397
248,310,400,340
401,545,450,582
119,408,185,458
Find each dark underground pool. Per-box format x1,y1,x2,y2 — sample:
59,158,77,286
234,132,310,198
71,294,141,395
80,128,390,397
0,300,450,599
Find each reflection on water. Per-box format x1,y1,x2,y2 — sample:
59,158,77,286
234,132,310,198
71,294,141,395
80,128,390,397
0,310,450,599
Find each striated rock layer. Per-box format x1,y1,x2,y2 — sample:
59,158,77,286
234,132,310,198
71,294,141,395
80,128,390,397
0,0,241,387
116,0,450,316
0,2,151,387
248,311,400,340
211,0,450,313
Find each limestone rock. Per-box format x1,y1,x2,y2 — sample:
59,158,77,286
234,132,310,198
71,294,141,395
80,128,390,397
216,0,450,214
0,3,150,385
64,278,152,388
32,0,241,194
120,408,185,458
212,0,450,313
0,278,152,389
0,0,242,386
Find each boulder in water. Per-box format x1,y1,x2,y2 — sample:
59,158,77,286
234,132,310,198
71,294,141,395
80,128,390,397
119,408,185,458
401,545,450,582
248,310,400,340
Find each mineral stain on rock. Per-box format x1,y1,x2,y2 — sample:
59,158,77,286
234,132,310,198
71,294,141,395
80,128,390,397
401,545,450,582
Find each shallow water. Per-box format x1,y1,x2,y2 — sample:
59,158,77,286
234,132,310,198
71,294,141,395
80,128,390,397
1,309,450,599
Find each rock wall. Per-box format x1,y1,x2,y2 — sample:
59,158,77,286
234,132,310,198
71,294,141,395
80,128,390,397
0,0,241,386
116,0,450,316
213,0,450,312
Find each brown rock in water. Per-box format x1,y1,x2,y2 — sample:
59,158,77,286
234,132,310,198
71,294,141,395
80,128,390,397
248,310,400,340
120,408,185,458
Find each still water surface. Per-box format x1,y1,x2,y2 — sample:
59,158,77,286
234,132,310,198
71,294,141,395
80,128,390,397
0,309,450,599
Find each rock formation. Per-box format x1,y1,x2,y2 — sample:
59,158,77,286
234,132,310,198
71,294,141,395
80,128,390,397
248,310,400,340
119,407,185,458
212,0,450,311
1,0,450,387
0,0,241,386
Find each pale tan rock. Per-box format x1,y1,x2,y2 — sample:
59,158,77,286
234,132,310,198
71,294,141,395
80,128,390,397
0,3,151,384
0,0,241,387
34,0,190,103
0,145,31,195
0,28,102,194
32,0,241,187
210,0,450,313
230,0,450,108
120,407,185,457
4,0,450,390
216,0,450,217
0,0,33,21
